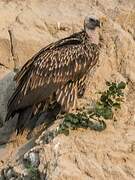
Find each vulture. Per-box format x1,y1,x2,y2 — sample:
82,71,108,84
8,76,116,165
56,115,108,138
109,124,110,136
5,16,101,133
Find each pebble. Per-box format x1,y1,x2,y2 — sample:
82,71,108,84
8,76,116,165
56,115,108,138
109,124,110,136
24,152,40,168
6,168,14,179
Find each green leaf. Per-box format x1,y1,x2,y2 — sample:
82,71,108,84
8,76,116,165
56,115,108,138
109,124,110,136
64,121,72,128
100,93,108,102
81,120,89,128
107,98,114,106
63,129,69,136
118,81,126,89
102,107,113,119
117,90,124,97
115,97,123,102
113,102,121,109
95,103,105,117
88,120,106,131
73,118,80,124
109,82,117,93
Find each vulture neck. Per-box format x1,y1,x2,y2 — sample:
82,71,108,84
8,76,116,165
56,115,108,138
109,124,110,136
86,29,99,45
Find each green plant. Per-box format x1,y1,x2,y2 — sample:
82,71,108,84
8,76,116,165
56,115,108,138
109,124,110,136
56,81,126,136
57,112,106,135
26,165,40,180
93,81,126,119
43,81,126,141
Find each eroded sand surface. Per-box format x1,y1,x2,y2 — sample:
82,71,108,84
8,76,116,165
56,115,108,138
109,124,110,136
0,0,135,179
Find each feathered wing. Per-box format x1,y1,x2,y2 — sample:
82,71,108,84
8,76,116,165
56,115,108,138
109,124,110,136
14,31,84,84
6,31,90,122
56,82,78,112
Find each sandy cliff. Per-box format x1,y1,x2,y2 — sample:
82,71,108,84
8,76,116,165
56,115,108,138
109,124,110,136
0,0,135,179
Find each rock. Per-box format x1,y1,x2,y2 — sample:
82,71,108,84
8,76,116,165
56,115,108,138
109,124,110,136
23,176,31,180
6,168,14,179
0,166,18,180
13,137,36,162
0,68,15,124
24,151,40,168
10,178,16,180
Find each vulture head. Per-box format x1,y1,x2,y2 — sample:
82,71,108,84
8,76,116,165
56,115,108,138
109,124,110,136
84,15,101,44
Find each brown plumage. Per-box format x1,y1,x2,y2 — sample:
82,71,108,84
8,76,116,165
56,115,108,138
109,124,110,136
6,16,101,132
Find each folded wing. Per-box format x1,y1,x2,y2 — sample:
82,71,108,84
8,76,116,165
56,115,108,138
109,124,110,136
6,31,88,121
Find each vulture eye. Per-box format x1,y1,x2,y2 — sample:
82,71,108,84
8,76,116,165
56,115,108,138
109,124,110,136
89,18,95,22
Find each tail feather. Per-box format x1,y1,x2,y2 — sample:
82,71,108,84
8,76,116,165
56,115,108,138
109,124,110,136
16,102,48,133
16,106,33,134
6,74,28,122
5,111,15,122
6,98,61,134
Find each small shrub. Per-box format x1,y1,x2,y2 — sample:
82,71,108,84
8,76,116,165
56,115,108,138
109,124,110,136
56,81,126,136
92,81,126,119
57,113,106,136
42,81,126,142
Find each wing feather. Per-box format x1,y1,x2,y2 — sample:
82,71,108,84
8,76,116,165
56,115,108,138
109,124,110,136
14,31,84,84
56,82,77,112
7,31,88,117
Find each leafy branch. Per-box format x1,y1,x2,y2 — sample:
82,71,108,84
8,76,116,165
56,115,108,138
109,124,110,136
56,81,126,136
91,81,126,120
43,81,126,142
